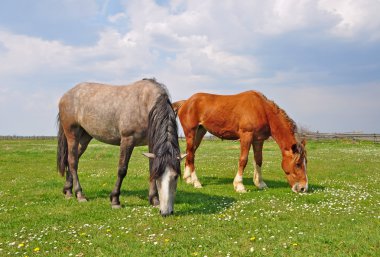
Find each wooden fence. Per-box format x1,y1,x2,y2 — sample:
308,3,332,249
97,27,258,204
0,133,379,143
298,132,379,143
181,132,380,143
0,136,56,140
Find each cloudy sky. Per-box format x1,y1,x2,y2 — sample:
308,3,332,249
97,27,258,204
0,0,379,135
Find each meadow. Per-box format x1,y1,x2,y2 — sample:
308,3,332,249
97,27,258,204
0,138,379,256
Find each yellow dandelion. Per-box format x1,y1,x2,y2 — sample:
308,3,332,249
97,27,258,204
33,247,40,252
106,229,111,233
80,232,86,236
164,238,170,243
191,252,198,256
292,243,298,246
250,236,256,241
18,243,25,248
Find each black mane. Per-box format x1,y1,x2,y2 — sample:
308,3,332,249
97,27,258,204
148,84,181,180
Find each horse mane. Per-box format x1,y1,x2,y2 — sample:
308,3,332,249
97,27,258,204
261,93,298,135
147,81,181,180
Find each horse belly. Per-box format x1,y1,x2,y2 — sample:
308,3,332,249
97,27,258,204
200,115,239,140
203,124,239,140
211,130,239,140
85,125,121,145
76,111,120,144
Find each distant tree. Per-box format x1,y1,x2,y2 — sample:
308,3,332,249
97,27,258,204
297,124,314,134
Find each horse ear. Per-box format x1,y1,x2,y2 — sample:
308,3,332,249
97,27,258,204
177,153,187,161
142,153,156,159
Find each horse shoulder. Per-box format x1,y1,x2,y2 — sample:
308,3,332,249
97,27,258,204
234,93,268,128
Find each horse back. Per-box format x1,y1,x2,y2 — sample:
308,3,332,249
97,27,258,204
58,80,166,145
178,91,270,140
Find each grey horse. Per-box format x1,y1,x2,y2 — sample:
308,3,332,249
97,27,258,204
57,78,184,216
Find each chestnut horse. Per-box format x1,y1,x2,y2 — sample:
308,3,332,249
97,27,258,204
57,79,184,216
173,90,308,193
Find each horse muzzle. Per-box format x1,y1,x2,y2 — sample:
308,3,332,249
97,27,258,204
160,210,174,217
292,182,308,193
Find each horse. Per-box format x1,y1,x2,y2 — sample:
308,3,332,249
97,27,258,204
57,78,184,216
172,90,308,193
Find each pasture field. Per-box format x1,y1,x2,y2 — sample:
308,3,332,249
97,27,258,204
0,138,379,256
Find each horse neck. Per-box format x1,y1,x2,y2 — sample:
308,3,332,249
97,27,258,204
266,103,297,153
148,94,180,180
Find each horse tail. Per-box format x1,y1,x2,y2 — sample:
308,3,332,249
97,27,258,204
57,114,68,177
148,93,181,180
172,100,186,115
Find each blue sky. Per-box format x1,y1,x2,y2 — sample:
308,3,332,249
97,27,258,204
0,0,379,135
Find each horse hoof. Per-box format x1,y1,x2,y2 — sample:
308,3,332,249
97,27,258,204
65,193,73,199
185,177,192,184
256,182,268,190
193,181,203,188
112,204,122,209
77,197,88,203
234,184,247,193
236,188,247,193
152,199,160,207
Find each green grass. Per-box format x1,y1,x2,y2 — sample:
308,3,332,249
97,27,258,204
0,138,379,256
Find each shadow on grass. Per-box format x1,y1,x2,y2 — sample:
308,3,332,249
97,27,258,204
87,188,236,216
174,191,236,216
197,176,325,192
75,178,324,216
199,176,290,188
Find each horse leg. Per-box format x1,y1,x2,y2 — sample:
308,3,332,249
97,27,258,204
233,134,252,193
183,129,195,184
184,126,205,188
253,140,267,189
110,136,134,208
63,131,92,198
147,156,160,207
149,179,160,207
66,127,87,202
194,126,207,151
63,171,74,199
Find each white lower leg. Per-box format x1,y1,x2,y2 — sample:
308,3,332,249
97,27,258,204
184,166,202,188
254,164,267,189
191,172,202,188
184,166,192,184
233,173,246,193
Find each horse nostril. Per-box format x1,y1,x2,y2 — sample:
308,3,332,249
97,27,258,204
160,210,174,217
300,187,305,192
170,210,174,215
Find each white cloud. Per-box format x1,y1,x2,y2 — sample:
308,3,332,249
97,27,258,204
0,0,380,134
318,0,380,40
0,30,73,76
2,0,378,80
1,0,260,86
108,12,127,23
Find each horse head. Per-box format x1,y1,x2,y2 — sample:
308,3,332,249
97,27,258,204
281,139,308,193
143,153,186,216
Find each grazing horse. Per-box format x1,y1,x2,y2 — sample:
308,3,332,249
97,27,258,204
57,79,183,216
173,90,308,193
